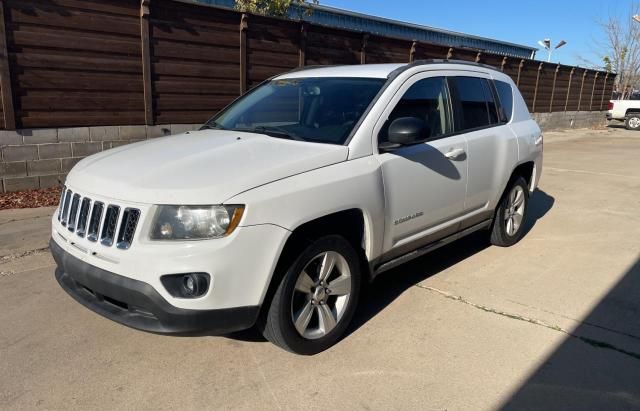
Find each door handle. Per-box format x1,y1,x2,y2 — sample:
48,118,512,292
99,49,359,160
444,147,466,160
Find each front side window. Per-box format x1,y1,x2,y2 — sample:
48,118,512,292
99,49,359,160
449,76,500,132
380,76,452,143
205,77,385,145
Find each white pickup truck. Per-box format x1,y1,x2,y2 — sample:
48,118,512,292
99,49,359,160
607,99,640,130
51,60,543,354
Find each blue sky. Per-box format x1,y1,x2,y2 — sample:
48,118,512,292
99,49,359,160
321,0,637,67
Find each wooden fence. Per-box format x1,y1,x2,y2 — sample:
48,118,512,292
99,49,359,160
0,0,616,130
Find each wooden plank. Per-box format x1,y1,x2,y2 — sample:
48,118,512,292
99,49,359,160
239,13,247,94
141,0,153,125
19,94,144,111
7,4,140,36
153,61,238,80
20,111,145,128
0,1,15,129
154,79,238,94
16,70,143,91
14,52,141,73
11,28,140,55
155,110,214,124
6,0,140,17
151,39,238,62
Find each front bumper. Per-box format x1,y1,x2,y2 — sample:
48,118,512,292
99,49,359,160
51,239,259,335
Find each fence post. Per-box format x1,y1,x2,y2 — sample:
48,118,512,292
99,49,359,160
0,0,15,130
239,13,248,94
590,72,599,110
600,72,609,110
446,47,454,60
360,33,368,64
298,22,307,67
532,62,543,113
516,59,524,87
500,56,507,72
565,67,575,111
475,52,482,63
140,0,153,126
549,64,559,113
409,41,417,63
577,69,587,111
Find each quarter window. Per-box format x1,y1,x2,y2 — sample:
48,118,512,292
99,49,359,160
381,76,452,143
449,77,500,131
494,80,514,122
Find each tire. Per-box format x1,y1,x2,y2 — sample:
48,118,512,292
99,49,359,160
625,114,640,130
259,235,361,355
490,177,529,247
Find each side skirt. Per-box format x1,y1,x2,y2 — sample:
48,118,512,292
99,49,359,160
372,219,492,277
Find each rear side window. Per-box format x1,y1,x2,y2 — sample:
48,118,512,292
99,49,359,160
494,80,514,121
449,77,499,131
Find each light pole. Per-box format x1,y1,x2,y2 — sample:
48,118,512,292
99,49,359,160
537,38,567,62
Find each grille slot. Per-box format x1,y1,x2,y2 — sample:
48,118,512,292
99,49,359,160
87,202,104,242
60,190,72,226
67,194,81,232
116,208,141,250
100,205,120,247
57,186,67,221
76,198,92,237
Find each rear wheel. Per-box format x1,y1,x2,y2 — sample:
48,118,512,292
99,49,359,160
260,235,361,355
625,114,640,130
490,177,529,247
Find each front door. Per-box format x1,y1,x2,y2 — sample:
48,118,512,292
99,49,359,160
376,74,468,256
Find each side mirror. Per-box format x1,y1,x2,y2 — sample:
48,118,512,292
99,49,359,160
387,117,428,146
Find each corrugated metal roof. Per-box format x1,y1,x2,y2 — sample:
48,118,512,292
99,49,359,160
189,0,536,59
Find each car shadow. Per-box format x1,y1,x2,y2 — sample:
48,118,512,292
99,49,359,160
226,189,555,345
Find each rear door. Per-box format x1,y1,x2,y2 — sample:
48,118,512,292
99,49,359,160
448,75,514,227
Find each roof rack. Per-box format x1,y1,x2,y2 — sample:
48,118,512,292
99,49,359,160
387,59,500,79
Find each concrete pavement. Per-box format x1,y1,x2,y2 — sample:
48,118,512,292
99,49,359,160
1,126,640,410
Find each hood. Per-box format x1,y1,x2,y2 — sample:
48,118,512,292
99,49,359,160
67,130,349,204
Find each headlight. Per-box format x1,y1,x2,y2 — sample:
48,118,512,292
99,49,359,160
150,205,244,240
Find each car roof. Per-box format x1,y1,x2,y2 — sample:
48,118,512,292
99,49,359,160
274,60,504,80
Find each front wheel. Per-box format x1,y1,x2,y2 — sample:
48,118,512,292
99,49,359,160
259,235,361,355
625,114,640,130
490,177,529,247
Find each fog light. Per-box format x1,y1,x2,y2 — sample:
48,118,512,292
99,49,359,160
161,272,210,298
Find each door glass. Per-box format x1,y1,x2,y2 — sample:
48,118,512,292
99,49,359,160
494,80,514,121
380,77,452,143
449,76,497,131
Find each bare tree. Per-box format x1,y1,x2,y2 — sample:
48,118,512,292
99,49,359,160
581,2,640,98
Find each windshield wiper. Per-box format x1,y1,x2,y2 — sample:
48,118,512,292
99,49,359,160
232,126,305,141
200,121,226,130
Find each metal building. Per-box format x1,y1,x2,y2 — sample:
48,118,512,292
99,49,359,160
190,0,537,59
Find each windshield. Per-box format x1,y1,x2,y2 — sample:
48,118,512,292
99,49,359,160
204,77,386,145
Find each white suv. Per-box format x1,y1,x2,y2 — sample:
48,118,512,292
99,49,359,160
51,61,543,354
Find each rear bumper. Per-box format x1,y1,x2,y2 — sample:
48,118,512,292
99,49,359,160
606,112,613,121
51,238,260,335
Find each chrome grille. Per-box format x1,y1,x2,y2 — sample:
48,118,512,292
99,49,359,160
117,208,141,250
60,190,72,226
87,202,104,243
100,205,120,247
76,198,91,238
56,189,140,250
67,194,80,232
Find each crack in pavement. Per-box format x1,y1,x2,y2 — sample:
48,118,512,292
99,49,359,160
417,285,640,361
0,247,50,263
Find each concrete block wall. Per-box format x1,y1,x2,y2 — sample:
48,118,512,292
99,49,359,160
0,124,201,193
532,111,608,132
